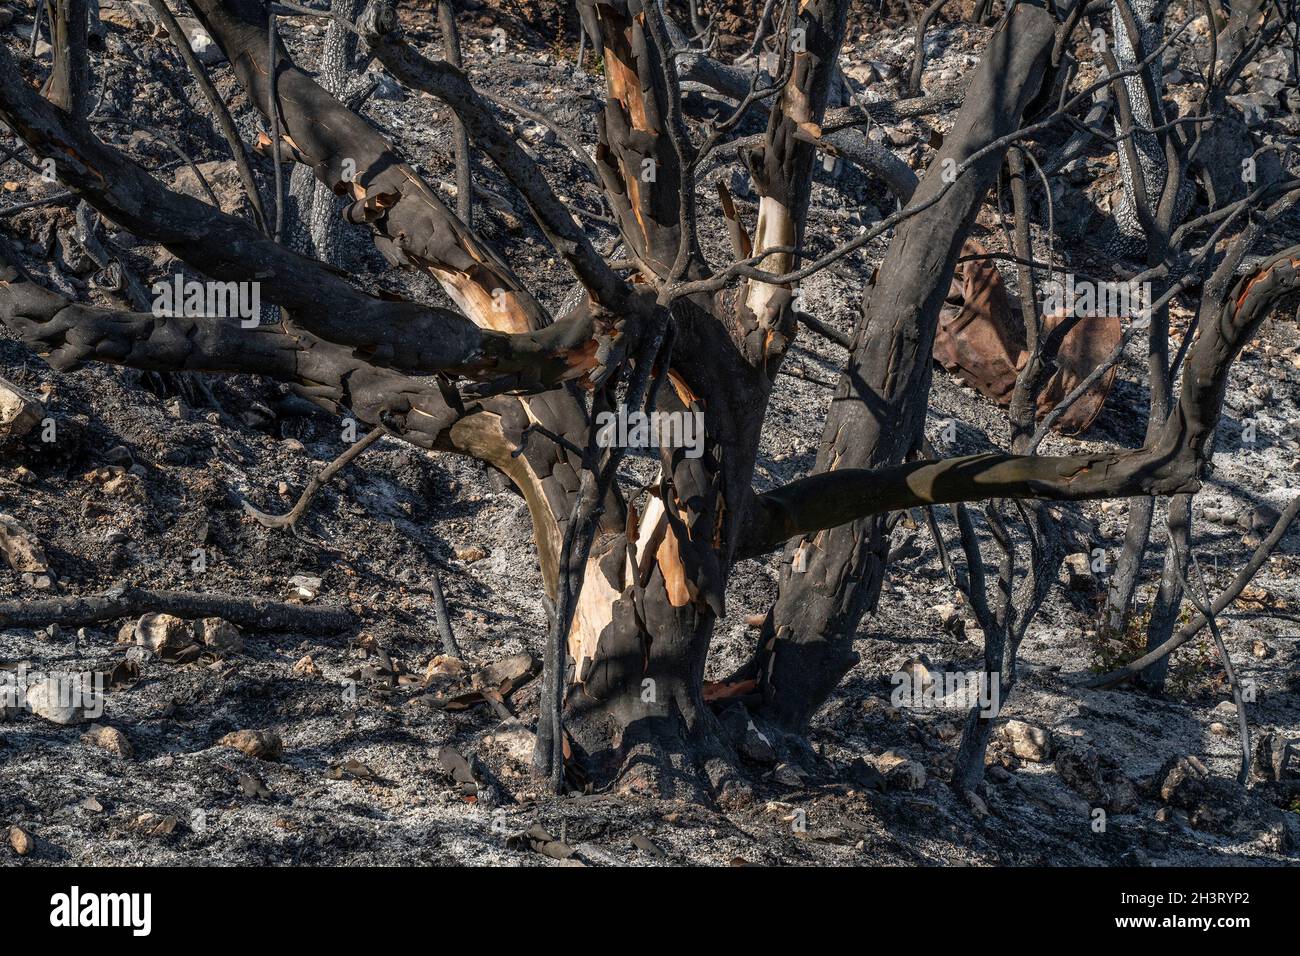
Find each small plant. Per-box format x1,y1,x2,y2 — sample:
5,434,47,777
1087,602,1217,698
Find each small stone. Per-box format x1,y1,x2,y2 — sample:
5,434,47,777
134,612,192,653
287,574,322,602
1209,722,1232,737
884,123,916,146
1063,552,1093,590
997,719,1054,762
1251,639,1273,659
454,545,488,563
877,750,926,790
519,122,555,147
897,655,933,699
930,603,965,637
1212,700,1238,719
290,654,322,678
0,513,51,577
82,723,133,758
737,719,777,764
0,377,43,444
103,445,133,467
772,762,806,787
220,728,283,760
196,617,243,653
8,825,34,856
962,790,989,817
25,677,90,725
887,760,927,791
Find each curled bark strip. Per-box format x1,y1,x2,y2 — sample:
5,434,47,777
735,0,850,370
0,587,355,633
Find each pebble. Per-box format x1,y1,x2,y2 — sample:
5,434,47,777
82,724,133,758
220,729,283,760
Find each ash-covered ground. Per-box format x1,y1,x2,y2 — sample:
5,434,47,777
1,2,1298,866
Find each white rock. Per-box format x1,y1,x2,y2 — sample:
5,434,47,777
134,612,193,653
997,719,1054,762
25,677,93,725
288,574,322,602
0,377,43,443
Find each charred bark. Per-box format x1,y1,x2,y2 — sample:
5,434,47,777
749,5,1059,732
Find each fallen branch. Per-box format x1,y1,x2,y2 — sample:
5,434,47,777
242,423,387,530
0,586,356,633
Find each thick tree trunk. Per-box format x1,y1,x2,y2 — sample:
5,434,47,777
560,381,749,801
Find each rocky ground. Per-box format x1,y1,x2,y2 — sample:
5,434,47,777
1,2,1299,866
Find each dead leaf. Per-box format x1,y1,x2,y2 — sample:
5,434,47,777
129,812,178,838
474,652,538,696
933,241,1121,434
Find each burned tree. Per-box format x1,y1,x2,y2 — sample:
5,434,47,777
1,0,1298,808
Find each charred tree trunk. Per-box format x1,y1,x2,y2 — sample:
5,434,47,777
749,4,1059,733
42,0,92,120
